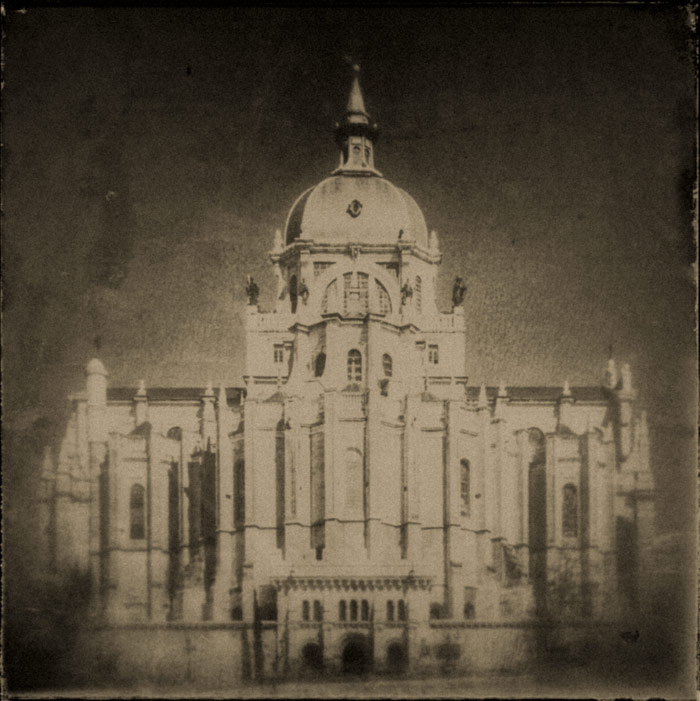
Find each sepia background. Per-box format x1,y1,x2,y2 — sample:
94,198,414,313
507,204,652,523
2,5,696,695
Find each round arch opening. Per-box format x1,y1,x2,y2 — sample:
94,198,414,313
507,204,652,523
301,642,323,673
341,635,372,676
386,641,407,674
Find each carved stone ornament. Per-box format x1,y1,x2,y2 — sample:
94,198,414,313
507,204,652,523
346,199,363,218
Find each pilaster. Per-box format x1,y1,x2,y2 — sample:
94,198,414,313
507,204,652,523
214,387,236,621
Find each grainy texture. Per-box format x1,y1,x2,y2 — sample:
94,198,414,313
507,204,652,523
2,6,696,698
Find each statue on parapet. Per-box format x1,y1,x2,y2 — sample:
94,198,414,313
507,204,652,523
452,275,467,307
299,279,309,304
245,275,260,306
401,282,413,306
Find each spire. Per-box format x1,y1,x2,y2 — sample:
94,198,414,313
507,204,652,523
495,381,508,420
605,357,618,389
134,380,148,427
620,363,633,394
346,64,368,119
333,64,380,176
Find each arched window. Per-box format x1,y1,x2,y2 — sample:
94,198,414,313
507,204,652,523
322,279,336,314
130,484,145,540
528,428,546,468
313,600,323,622
275,421,285,550
463,587,476,619
527,428,547,607
386,600,394,621
460,459,470,517
616,516,637,609
376,280,391,315
289,275,298,313
234,459,245,529
563,483,578,537
167,463,180,601
361,599,369,621
414,276,422,313
382,353,393,378
343,272,369,316
397,599,407,621
314,352,326,377
302,600,310,621
339,600,347,621
350,599,358,621
347,349,362,382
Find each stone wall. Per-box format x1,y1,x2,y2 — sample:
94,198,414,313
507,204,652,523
67,621,609,686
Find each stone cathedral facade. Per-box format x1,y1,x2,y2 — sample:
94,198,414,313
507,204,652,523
39,71,655,681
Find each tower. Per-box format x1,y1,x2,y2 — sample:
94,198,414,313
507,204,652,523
240,68,468,668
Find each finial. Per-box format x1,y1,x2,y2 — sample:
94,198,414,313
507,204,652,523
478,384,488,409
605,357,618,389
273,228,283,252
136,379,147,397
218,384,227,405
494,381,508,420
562,379,571,397
620,363,633,393
204,380,215,397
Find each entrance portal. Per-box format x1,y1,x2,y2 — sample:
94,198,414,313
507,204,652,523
386,642,407,674
341,635,372,675
301,642,323,673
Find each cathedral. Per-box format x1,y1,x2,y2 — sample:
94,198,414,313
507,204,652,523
39,69,656,682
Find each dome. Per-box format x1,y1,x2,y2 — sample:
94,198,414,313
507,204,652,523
285,174,428,247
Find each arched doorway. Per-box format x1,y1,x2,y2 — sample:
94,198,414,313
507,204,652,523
301,642,323,673
386,641,407,674
341,635,372,675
